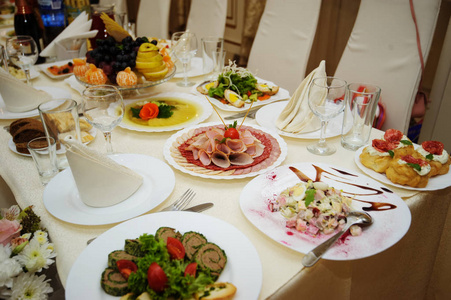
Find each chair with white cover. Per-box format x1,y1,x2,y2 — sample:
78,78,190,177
136,0,171,40
334,0,441,133
185,0,228,39
246,0,322,94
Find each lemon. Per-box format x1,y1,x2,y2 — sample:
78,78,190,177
143,65,169,81
137,52,163,62
136,61,164,70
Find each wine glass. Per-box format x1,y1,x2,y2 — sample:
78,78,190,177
82,85,124,154
307,76,347,155
6,35,38,85
171,31,198,87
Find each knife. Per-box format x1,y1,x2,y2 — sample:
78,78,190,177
224,108,261,120
183,202,214,212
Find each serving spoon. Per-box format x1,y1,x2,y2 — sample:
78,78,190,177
302,211,373,267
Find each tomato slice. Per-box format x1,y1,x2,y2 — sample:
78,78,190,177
224,128,239,139
147,262,168,293
116,260,137,280
184,262,197,278
166,237,185,260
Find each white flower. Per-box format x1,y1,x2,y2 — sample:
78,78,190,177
0,244,22,289
21,233,32,240
0,205,20,221
5,273,53,300
14,239,56,273
33,231,47,239
33,235,48,246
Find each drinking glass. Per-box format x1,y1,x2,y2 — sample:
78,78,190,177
6,35,38,85
307,77,347,155
172,31,198,87
82,85,124,154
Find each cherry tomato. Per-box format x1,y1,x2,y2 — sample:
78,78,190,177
116,260,138,280
147,262,168,293
184,262,197,278
224,128,239,139
166,237,185,260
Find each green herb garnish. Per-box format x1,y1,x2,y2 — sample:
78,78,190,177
304,189,316,207
426,153,434,160
400,140,413,146
131,106,141,118
388,150,394,158
407,163,421,172
157,103,176,118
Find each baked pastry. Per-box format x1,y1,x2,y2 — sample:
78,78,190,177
359,139,395,173
417,141,450,176
385,153,431,188
383,128,414,157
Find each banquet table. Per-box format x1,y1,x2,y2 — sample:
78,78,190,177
1,70,450,300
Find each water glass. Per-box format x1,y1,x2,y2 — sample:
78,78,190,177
341,83,381,151
38,99,82,170
172,31,198,87
6,35,38,85
201,36,224,79
27,137,59,185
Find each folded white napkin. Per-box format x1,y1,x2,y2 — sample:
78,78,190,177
65,140,143,208
275,60,327,134
40,12,97,57
0,68,51,112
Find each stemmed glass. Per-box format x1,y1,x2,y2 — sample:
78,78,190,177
82,85,124,154
6,35,38,85
171,31,198,87
307,76,347,155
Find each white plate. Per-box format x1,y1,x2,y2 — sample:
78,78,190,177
37,59,75,79
43,153,175,225
163,122,288,179
116,92,213,132
8,127,97,157
173,57,207,78
65,211,262,300
355,145,451,191
256,101,351,139
6,66,40,81
240,162,411,261
192,77,290,112
0,86,71,119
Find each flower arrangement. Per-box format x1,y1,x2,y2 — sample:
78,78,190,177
0,205,56,300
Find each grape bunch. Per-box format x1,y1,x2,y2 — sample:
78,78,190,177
86,36,156,84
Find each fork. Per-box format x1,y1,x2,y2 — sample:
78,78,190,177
161,188,196,211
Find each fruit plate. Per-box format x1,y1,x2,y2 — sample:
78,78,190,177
75,65,176,91
37,59,75,79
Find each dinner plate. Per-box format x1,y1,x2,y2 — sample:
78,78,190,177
43,153,175,225
8,127,97,157
65,211,262,300
173,57,207,78
0,86,71,119
163,122,288,179
116,92,213,132
6,66,40,81
37,59,75,79
240,162,411,261
192,77,290,112
256,101,352,139
355,145,451,191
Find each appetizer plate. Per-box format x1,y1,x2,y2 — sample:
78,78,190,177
43,153,175,225
0,86,71,119
163,122,288,179
116,92,213,133
65,211,262,300
240,162,411,261
355,145,451,191
8,127,97,157
173,57,208,78
256,101,352,139
192,77,290,112
37,59,75,79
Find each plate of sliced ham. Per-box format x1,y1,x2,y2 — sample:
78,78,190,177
163,122,287,179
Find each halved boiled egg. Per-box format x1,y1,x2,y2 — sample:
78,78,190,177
224,89,245,108
256,83,279,95
196,80,218,95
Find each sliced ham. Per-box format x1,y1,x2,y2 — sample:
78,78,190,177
226,139,246,153
216,143,231,155
229,152,254,165
211,151,230,168
198,149,211,166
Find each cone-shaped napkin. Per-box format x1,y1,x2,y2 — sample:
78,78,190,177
0,68,51,112
65,140,143,208
275,60,327,134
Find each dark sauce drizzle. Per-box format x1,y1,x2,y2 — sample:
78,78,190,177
289,165,397,212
